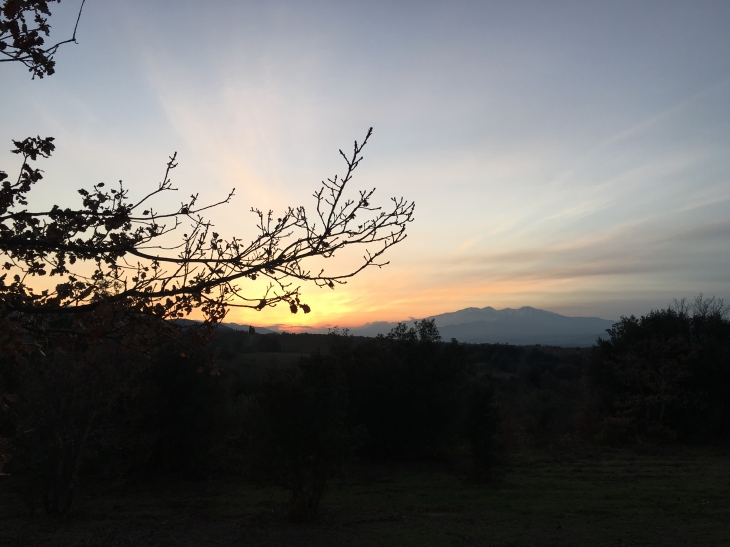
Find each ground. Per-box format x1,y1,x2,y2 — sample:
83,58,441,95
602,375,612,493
1,448,729,546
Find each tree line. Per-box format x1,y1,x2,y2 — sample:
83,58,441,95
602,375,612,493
0,320,498,519
2,296,728,519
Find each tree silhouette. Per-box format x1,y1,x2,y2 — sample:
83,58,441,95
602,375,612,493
1,4,414,353
0,1,414,478
591,296,730,443
0,130,414,355
0,0,86,78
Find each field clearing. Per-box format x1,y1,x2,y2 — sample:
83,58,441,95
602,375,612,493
1,448,729,546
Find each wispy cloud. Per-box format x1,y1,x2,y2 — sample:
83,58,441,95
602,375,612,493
4,1,730,327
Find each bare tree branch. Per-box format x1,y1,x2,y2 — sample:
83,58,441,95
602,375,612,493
0,129,415,353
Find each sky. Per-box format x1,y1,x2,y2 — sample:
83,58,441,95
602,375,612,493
2,1,729,329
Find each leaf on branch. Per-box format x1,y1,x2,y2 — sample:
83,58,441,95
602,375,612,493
0,128,413,356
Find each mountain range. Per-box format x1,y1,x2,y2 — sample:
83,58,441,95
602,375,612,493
430,306,615,346
224,306,617,347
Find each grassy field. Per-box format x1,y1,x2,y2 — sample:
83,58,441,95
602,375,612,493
1,448,729,546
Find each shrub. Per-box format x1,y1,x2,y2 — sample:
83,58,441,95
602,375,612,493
463,377,499,480
343,321,468,461
241,352,349,521
590,296,730,444
3,344,142,514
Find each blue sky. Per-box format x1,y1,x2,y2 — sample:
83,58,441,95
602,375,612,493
2,1,729,326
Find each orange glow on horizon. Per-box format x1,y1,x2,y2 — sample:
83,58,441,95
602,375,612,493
221,266,606,329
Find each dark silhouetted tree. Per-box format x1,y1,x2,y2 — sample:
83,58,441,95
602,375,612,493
343,320,470,461
242,353,349,521
0,1,414,491
0,0,86,78
0,131,414,356
463,377,499,480
591,295,730,443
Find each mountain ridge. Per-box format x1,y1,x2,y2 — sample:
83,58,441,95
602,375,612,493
344,306,616,346
214,306,617,347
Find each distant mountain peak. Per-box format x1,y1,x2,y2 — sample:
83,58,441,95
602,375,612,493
350,305,616,347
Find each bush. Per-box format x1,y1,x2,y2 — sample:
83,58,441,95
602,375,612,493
463,377,499,480
343,321,468,461
590,296,730,444
2,344,143,514
241,352,349,521
128,350,231,478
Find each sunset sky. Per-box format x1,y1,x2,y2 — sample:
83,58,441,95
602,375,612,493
2,1,729,329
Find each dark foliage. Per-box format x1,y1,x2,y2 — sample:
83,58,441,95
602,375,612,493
463,343,589,449
341,321,470,462
0,0,85,78
241,352,350,521
463,377,499,479
1,343,146,514
128,351,230,477
6,296,725,518
590,296,730,444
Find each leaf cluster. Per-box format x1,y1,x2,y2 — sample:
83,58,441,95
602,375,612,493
0,0,85,78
